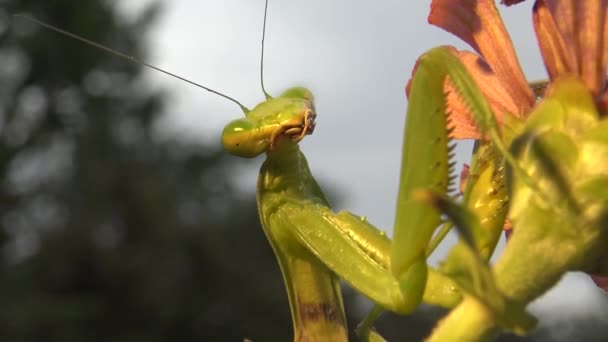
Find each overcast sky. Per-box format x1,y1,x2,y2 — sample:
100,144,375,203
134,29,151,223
118,0,607,326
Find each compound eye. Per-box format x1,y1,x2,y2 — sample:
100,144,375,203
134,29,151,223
221,118,268,158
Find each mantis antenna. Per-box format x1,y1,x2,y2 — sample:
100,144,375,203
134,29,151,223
260,0,271,100
13,13,250,114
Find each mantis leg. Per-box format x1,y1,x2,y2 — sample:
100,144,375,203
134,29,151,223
257,139,460,341
266,200,461,312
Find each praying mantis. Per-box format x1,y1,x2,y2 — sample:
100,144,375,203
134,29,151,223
19,0,608,340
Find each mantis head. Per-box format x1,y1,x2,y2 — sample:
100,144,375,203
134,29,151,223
221,86,317,158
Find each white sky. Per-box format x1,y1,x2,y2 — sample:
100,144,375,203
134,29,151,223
118,0,607,327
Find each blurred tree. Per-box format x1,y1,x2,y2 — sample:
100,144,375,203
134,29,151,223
0,0,297,341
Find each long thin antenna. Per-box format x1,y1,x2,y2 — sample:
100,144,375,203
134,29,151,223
260,0,271,100
14,14,250,113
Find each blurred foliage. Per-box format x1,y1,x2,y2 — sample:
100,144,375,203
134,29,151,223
0,0,294,340
0,0,605,341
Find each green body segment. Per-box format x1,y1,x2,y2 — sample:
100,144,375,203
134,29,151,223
257,141,348,341
461,142,509,260
399,47,510,266
391,47,455,306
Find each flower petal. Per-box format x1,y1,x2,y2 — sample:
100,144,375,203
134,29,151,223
429,0,535,114
444,78,482,139
533,0,608,97
457,51,521,118
445,50,520,139
576,0,608,96
532,0,577,78
590,274,608,292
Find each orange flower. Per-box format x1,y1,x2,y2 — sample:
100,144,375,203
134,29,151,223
532,0,608,112
592,275,608,292
425,0,608,138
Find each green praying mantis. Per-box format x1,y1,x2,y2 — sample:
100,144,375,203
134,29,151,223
19,0,608,340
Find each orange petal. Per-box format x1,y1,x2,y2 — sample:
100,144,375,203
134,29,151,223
603,4,608,93
429,0,534,114
457,51,520,118
533,0,577,78
576,0,608,96
445,78,483,139
590,274,608,292
444,50,520,139
534,0,608,97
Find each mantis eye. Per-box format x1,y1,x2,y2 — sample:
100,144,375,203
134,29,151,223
221,118,269,158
